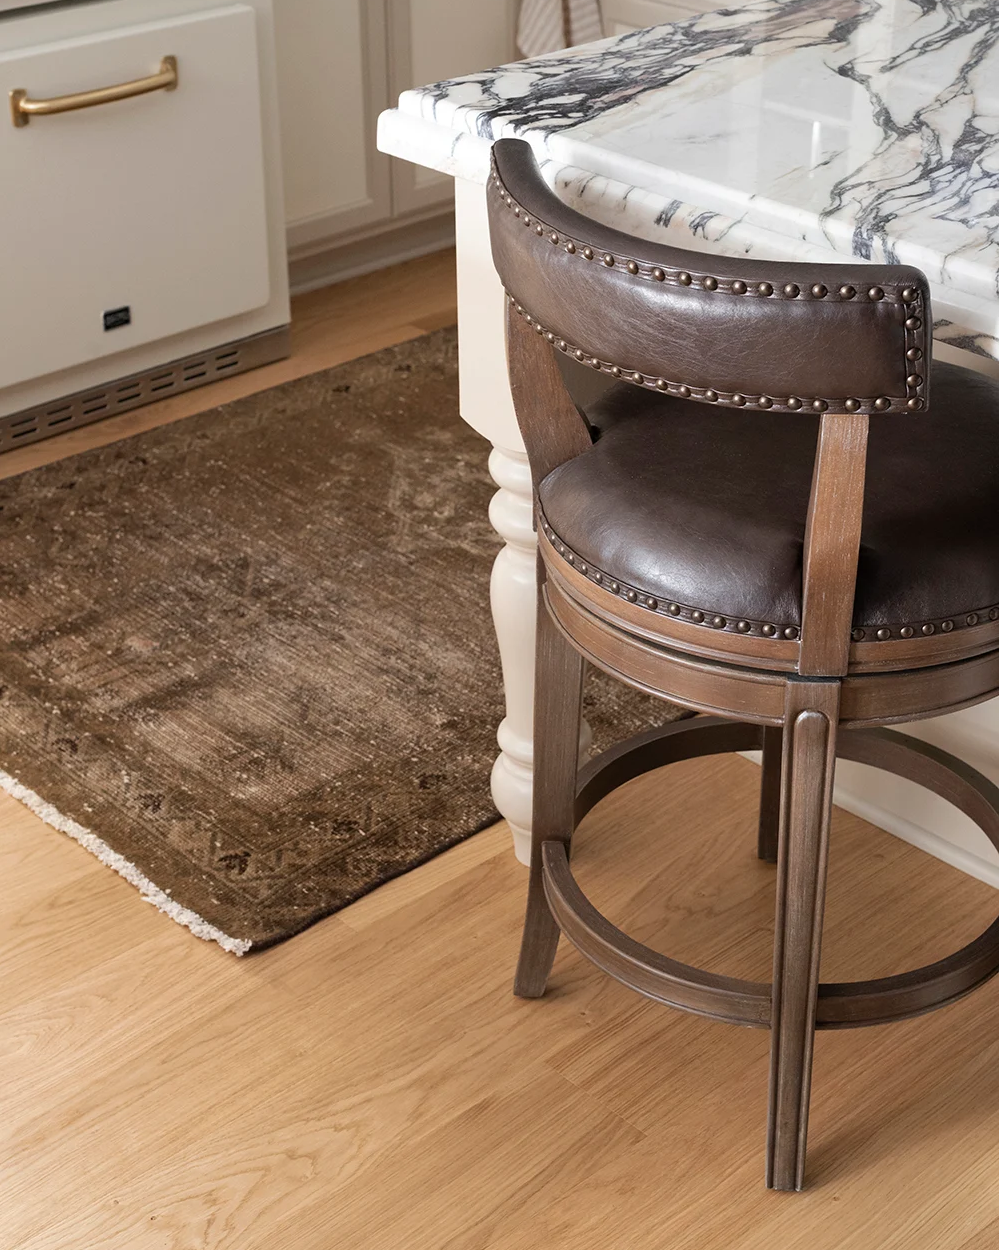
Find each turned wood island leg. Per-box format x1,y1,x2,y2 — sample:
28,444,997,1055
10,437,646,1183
455,176,590,862
487,441,541,861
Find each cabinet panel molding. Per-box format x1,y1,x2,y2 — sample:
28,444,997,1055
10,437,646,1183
387,0,518,216
275,0,391,244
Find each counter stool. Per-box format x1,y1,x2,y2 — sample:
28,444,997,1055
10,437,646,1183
487,137,999,1191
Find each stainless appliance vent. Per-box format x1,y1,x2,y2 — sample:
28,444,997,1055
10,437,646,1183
0,326,289,453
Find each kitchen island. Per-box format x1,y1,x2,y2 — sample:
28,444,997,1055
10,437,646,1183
378,0,999,879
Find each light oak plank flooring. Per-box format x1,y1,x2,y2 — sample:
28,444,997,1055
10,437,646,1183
4,257,999,1248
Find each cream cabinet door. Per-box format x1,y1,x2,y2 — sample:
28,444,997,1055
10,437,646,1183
600,0,721,34
274,0,391,251
0,2,270,389
387,0,518,215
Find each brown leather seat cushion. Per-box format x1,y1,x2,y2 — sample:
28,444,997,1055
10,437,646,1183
538,360,999,633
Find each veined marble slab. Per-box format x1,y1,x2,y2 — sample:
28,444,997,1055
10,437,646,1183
378,0,999,361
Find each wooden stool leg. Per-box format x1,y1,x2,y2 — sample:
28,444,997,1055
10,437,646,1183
766,680,840,1190
513,578,584,998
757,726,783,863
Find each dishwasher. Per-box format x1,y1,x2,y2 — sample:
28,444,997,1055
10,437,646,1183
0,0,289,448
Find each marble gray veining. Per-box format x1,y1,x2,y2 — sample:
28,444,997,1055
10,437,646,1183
379,0,999,360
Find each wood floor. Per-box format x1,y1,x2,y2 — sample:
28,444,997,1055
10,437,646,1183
5,251,999,1247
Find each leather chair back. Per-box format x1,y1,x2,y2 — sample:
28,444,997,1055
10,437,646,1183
488,139,931,416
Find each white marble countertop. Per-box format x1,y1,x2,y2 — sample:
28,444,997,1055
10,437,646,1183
378,0,999,359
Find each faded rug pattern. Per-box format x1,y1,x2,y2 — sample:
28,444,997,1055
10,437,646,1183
0,330,684,951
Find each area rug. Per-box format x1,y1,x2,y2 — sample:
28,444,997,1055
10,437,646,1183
0,328,686,953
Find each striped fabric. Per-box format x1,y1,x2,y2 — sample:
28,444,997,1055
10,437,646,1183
517,0,604,56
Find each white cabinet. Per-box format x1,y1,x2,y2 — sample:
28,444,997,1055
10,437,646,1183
275,0,390,251
600,0,722,35
0,2,270,387
0,0,289,428
274,0,518,272
387,0,518,215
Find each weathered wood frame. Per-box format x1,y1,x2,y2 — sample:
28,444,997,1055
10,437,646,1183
505,306,999,1192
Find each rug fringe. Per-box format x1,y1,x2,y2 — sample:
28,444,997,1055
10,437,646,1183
0,768,251,956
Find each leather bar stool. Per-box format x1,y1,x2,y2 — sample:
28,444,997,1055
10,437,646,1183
487,137,999,1191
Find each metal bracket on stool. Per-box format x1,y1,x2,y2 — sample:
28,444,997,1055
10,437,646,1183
542,718,999,1031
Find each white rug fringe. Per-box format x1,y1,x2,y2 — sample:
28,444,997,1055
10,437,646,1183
0,768,251,956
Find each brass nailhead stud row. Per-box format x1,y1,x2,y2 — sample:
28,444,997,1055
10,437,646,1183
507,286,912,418
497,177,921,324
541,520,800,640
495,178,923,406
852,606,999,640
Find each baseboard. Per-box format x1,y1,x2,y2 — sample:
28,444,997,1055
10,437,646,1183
743,743,999,890
832,779,999,889
288,211,455,294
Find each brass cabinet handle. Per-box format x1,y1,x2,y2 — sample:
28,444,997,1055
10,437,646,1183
9,55,177,128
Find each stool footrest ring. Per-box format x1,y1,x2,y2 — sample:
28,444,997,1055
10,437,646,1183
543,718,999,1030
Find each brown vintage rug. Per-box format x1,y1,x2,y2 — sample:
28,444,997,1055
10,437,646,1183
0,328,684,952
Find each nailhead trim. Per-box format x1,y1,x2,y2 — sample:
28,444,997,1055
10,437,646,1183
490,160,927,416
541,512,999,644
510,294,866,414
540,512,797,640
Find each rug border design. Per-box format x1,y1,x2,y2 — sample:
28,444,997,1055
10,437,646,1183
0,769,251,956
